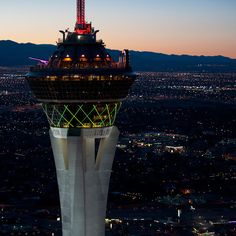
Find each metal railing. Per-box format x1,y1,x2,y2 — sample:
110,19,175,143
30,62,127,71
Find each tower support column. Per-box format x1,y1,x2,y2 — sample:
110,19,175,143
49,126,119,236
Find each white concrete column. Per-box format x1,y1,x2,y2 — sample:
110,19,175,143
49,126,119,236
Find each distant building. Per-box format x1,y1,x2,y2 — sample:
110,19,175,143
164,146,185,154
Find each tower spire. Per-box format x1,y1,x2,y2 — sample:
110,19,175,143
77,0,85,25
75,0,92,35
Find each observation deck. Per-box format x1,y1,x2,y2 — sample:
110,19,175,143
26,31,135,103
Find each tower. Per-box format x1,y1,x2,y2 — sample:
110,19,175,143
26,0,136,235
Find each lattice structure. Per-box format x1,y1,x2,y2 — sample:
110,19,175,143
42,103,121,128
77,0,85,25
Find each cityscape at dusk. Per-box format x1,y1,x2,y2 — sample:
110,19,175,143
0,69,236,235
0,0,236,236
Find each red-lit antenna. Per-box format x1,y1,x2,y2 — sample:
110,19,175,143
75,0,92,34
77,0,85,25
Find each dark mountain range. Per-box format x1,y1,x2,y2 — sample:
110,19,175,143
1,40,236,72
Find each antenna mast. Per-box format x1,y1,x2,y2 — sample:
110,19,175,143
77,0,85,25
75,0,92,34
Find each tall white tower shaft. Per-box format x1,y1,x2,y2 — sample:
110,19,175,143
49,126,119,236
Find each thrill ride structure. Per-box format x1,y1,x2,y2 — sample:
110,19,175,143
26,0,136,235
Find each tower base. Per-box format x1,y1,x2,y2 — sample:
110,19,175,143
49,126,119,236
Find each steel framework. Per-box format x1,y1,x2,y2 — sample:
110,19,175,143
77,0,85,25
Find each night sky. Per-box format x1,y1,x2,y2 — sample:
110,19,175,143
0,0,236,58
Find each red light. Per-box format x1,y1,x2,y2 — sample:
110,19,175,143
77,0,85,25
75,23,92,35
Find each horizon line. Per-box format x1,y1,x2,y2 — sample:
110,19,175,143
0,39,236,60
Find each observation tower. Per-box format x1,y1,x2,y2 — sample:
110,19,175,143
26,0,136,235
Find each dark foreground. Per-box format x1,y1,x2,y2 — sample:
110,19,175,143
0,69,236,235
